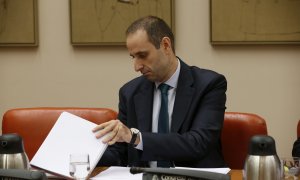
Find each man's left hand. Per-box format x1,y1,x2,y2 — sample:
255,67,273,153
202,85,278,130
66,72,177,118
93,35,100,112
92,120,132,145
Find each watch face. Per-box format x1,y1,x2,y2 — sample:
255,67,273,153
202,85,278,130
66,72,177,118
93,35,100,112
131,128,139,134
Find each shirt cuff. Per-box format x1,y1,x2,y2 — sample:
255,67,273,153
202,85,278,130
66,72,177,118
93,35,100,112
134,132,143,150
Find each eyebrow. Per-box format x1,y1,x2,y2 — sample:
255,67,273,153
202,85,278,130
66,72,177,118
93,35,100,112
130,50,148,58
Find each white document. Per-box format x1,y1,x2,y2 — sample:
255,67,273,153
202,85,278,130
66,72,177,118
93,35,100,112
175,166,231,174
91,166,142,180
30,112,108,179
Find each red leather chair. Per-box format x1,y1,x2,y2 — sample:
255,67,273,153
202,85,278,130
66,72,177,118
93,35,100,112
2,107,118,160
297,120,300,138
222,112,268,169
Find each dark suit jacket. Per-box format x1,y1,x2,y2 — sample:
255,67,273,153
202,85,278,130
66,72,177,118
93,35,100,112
292,138,300,157
99,59,227,168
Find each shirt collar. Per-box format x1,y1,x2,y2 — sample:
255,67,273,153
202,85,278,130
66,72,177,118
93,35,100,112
155,58,180,89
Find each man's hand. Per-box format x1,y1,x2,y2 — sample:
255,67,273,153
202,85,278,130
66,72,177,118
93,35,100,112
92,120,132,145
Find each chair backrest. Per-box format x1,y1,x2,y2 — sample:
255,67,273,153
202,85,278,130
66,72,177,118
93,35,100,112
297,120,300,138
2,107,118,160
221,112,268,169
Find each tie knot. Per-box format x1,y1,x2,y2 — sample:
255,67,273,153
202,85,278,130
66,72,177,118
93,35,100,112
158,83,170,94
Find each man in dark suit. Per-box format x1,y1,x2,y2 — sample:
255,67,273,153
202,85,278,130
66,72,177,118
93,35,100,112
93,16,227,168
292,138,300,157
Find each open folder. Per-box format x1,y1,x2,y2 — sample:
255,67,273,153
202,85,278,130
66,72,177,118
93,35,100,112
30,112,107,179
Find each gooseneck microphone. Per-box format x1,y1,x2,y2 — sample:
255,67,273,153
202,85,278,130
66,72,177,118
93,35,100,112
130,167,230,180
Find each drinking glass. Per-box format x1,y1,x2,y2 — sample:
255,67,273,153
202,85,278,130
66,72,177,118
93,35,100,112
282,157,300,180
69,153,90,180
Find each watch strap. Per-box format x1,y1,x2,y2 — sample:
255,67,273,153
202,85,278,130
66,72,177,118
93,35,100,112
129,128,139,145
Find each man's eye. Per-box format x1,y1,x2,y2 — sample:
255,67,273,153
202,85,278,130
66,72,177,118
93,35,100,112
138,54,147,59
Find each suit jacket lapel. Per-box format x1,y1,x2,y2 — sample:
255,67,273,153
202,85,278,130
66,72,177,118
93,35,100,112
171,61,195,132
134,81,154,132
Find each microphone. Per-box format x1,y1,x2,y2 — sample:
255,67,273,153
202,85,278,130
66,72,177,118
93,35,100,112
130,167,230,180
130,167,145,174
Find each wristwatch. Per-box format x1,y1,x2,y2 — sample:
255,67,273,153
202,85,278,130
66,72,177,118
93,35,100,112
129,128,140,146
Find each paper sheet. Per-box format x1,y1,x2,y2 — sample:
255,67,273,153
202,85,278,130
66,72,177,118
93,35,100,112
175,166,231,174
30,112,108,178
91,166,142,180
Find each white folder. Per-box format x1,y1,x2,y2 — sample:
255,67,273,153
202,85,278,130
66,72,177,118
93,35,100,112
30,112,108,179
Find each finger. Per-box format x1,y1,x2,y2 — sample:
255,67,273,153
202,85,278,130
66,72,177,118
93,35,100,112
101,120,118,133
107,125,121,145
95,126,114,139
102,130,118,144
100,122,120,142
92,121,110,132
93,119,118,131
93,120,117,138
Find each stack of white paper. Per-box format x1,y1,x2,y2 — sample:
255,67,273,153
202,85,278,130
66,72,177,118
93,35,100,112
174,166,231,174
30,112,108,179
91,166,142,180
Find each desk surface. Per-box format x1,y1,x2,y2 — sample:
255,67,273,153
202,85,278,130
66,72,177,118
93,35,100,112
91,167,243,180
229,169,243,180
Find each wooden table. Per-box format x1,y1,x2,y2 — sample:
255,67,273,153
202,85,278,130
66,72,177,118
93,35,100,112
91,167,243,180
229,169,243,180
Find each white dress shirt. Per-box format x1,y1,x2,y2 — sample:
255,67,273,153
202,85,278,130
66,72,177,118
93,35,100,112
135,59,181,167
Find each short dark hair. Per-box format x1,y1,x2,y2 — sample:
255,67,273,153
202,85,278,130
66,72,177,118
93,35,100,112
126,16,175,53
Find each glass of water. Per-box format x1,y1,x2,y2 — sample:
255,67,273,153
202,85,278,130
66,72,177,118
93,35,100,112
69,153,90,180
282,157,300,179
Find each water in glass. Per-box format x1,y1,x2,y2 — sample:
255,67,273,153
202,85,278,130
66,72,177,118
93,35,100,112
69,153,90,180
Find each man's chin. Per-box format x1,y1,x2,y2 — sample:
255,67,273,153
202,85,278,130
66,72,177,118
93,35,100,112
143,74,156,82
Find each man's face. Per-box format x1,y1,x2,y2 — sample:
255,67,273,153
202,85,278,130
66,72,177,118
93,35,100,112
126,30,170,82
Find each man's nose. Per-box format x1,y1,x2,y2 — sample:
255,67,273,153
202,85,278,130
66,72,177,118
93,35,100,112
134,60,143,72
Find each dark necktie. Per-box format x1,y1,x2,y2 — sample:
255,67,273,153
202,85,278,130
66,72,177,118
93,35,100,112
157,83,173,168
158,83,170,134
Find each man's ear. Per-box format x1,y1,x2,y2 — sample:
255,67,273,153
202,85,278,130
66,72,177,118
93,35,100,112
160,37,172,52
